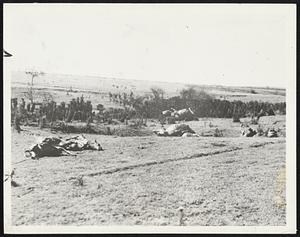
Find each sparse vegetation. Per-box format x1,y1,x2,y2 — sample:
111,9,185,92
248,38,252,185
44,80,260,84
73,176,84,186
213,128,223,137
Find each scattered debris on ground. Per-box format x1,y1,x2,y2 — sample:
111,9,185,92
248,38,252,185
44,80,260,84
4,169,20,187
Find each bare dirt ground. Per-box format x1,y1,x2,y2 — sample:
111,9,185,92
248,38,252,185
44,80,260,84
9,116,286,226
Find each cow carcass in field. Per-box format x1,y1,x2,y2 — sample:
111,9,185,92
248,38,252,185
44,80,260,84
266,128,278,138
155,124,196,137
181,132,199,137
25,135,102,159
59,135,103,151
25,137,73,159
162,108,176,117
171,108,198,121
241,127,257,137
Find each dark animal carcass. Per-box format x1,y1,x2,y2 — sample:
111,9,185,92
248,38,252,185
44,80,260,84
25,135,102,159
25,137,72,159
241,127,257,137
266,128,278,137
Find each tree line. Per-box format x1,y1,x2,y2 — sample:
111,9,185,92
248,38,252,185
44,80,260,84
114,86,286,119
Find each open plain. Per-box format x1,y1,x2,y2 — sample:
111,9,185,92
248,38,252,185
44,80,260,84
10,115,286,226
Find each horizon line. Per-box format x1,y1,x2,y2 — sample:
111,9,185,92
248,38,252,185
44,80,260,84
12,70,286,91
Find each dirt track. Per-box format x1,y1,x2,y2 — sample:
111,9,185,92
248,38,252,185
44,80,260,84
9,118,286,226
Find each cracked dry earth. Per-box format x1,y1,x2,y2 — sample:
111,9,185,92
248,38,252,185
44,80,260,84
9,120,286,226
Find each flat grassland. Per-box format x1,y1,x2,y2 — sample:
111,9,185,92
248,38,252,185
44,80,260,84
10,116,286,226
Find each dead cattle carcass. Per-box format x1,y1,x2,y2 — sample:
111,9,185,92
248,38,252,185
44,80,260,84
266,128,278,138
241,127,257,137
25,137,73,159
172,108,197,121
181,132,199,137
155,124,196,137
162,108,175,117
60,135,103,151
25,135,102,159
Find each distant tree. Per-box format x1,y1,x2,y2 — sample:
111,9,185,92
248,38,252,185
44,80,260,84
196,90,213,101
150,87,165,100
180,87,197,100
180,86,213,101
25,70,45,103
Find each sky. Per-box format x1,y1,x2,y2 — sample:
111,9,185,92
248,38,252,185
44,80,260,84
4,4,296,88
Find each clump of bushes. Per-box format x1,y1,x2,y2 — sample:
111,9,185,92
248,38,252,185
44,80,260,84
108,86,286,120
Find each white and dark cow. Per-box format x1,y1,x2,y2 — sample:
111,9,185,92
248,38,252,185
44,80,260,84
162,108,176,117
25,137,73,159
266,128,278,138
241,127,257,137
25,135,102,159
172,108,196,121
60,135,103,151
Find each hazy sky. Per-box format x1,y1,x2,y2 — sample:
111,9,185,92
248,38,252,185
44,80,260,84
4,4,295,88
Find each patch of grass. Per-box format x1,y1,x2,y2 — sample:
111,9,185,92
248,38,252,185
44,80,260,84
213,128,223,137
73,176,84,186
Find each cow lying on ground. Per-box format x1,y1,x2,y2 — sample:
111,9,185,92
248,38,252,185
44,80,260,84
60,135,103,151
241,127,279,138
25,135,102,159
241,127,257,137
171,108,196,121
155,124,196,137
181,132,200,137
162,108,176,117
25,141,73,159
266,128,278,137
162,108,198,122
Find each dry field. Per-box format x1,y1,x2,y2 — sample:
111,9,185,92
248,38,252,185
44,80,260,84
9,72,286,226
9,115,286,226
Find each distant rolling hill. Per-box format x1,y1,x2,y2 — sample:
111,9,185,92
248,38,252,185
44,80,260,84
10,71,187,97
10,71,285,105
